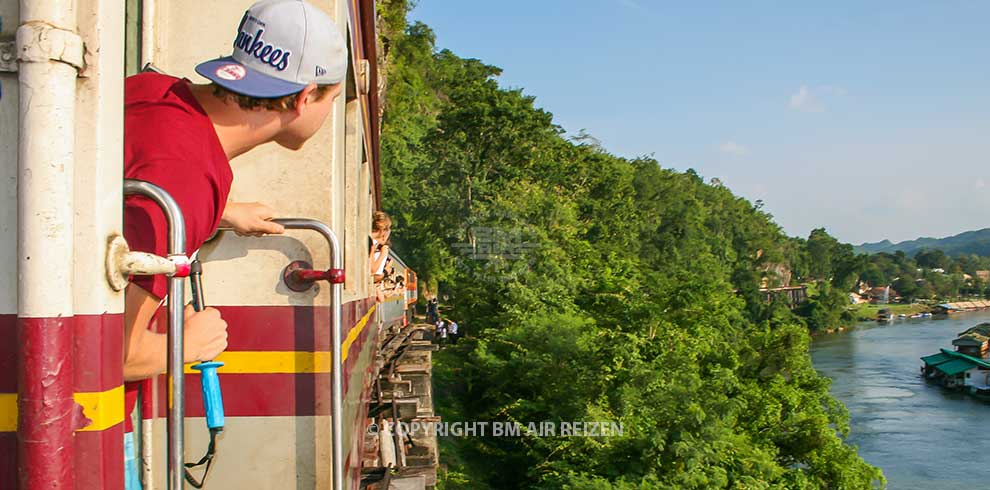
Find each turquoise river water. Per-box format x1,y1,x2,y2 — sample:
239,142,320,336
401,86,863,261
810,310,990,489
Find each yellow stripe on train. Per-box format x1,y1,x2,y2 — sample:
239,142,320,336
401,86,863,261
0,386,125,433
183,304,377,374
342,303,376,361
1,305,381,432
0,394,15,432
185,351,334,374
75,385,125,431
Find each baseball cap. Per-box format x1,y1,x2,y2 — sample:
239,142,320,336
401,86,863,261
196,0,348,98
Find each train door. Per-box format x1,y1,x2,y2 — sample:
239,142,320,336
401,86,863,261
133,1,380,489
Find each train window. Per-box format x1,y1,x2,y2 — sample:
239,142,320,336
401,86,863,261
125,0,141,75
343,97,363,296
345,32,358,103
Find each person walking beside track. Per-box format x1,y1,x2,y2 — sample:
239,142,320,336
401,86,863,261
426,296,439,323
448,319,459,345
436,318,447,346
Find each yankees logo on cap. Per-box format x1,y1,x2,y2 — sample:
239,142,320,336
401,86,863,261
215,64,247,81
195,0,348,98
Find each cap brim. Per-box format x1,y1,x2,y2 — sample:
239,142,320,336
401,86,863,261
195,56,308,98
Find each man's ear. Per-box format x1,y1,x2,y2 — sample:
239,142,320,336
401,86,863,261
294,83,318,115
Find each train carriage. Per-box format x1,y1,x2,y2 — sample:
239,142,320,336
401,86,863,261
406,267,419,324
0,0,417,488
377,250,417,329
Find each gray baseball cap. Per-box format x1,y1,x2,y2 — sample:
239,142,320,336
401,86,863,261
196,0,348,98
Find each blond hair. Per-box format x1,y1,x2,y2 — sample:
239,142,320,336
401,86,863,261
372,211,392,233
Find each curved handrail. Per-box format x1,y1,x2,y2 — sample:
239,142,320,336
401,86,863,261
122,179,187,490
272,218,345,490
215,218,345,489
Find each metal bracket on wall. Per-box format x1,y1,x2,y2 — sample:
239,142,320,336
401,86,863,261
0,40,15,72
359,59,370,94
15,23,85,71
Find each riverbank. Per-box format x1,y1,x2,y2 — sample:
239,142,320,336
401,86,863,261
848,303,930,322
811,311,990,490
809,303,932,336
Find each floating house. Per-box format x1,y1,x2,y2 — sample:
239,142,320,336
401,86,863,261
921,323,990,397
953,323,990,358
921,349,990,390
933,301,990,315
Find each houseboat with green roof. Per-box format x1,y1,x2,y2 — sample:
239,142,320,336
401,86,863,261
921,323,990,399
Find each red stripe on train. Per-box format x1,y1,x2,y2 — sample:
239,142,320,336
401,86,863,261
347,320,382,490
0,314,15,393
146,298,378,419
0,432,15,490
74,314,125,490
214,306,331,352
343,298,377,393
2,313,124,490
76,429,124,490
209,297,376,353
75,314,124,393
17,316,78,487
184,372,327,417
2,428,125,490
0,314,120,394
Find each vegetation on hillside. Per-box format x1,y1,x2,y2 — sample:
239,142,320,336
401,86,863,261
377,2,884,488
858,249,990,301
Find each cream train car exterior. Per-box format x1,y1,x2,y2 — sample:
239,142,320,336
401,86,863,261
0,0,395,488
379,250,419,327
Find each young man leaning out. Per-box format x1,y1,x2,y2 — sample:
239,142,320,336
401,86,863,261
121,1,348,487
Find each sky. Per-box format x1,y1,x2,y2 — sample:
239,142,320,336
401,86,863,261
410,0,990,245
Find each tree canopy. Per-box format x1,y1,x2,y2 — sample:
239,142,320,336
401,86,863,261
377,3,884,488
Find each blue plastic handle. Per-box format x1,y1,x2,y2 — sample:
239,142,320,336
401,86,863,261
192,361,225,430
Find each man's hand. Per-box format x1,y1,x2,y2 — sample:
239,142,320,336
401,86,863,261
183,305,229,363
220,201,286,236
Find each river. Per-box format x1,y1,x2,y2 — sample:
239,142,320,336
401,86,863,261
811,311,990,490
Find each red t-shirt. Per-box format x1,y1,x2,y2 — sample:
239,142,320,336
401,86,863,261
122,73,233,431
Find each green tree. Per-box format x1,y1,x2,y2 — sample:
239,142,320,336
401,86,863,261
379,10,883,489
914,249,949,270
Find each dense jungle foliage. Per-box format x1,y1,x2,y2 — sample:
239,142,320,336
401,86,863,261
857,249,990,301
376,2,885,488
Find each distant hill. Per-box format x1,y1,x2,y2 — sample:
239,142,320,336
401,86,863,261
855,228,990,257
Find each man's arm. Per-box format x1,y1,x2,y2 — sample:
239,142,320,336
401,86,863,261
123,284,229,382
123,284,168,381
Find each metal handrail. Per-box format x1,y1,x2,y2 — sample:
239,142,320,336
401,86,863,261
273,218,345,490
123,179,187,490
216,218,345,489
